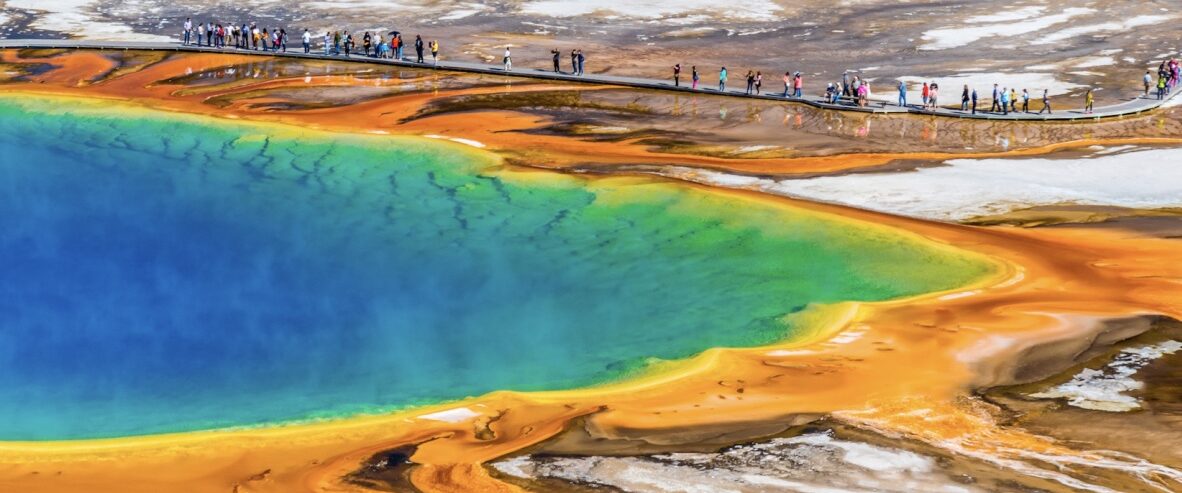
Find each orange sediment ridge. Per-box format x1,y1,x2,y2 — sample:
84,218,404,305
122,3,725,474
1,49,1180,493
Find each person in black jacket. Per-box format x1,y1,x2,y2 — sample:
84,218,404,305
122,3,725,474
415,35,425,63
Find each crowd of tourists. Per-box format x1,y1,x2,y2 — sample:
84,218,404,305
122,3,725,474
181,17,440,65
1148,59,1181,100
180,17,1172,116
183,18,290,51
898,82,1056,116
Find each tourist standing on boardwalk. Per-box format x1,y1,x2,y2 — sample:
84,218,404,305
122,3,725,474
971,88,978,114
551,49,560,72
673,63,681,87
393,34,403,60
692,66,699,90
999,87,1009,115
1022,89,1030,113
415,35,425,63
990,84,1001,112
1171,59,1177,92
206,22,213,46
362,32,372,56
793,72,803,98
921,82,929,107
577,50,585,75
785,72,793,97
745,71,754,95
960,85,969,110
1009,88,1018,113
842,72,850,97
719,67,727,91
755,72,763,95
344,31,353,56
929,83,939,109
183,18,192,45
1084,89,1094,114
570,49,577,74
1158,75,1168,100
431,40,439,66
323,32,331,55
196,22,204,47
302,29,311,53
503,47,512,71
1038,89,1052,114
898,81,908,107
857,80,869,107
1145,71,1153,96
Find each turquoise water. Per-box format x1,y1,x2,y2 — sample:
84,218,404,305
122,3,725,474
0,96,992,440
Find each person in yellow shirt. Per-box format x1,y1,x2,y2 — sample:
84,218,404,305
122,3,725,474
430,40,439,66
1084,89,1094,114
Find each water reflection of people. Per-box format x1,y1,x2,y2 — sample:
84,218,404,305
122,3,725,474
856,117,871,138
746,103,761,123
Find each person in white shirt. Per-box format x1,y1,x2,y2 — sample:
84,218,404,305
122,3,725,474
183,18,192,45
323,32,331,55
302,29,311,54
503,47,512,71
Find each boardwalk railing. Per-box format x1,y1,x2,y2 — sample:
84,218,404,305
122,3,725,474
1,39,1178,122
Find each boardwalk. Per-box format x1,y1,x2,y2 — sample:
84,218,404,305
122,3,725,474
1,38,1178,121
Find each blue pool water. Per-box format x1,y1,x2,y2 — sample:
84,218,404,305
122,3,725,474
0,96,992,440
